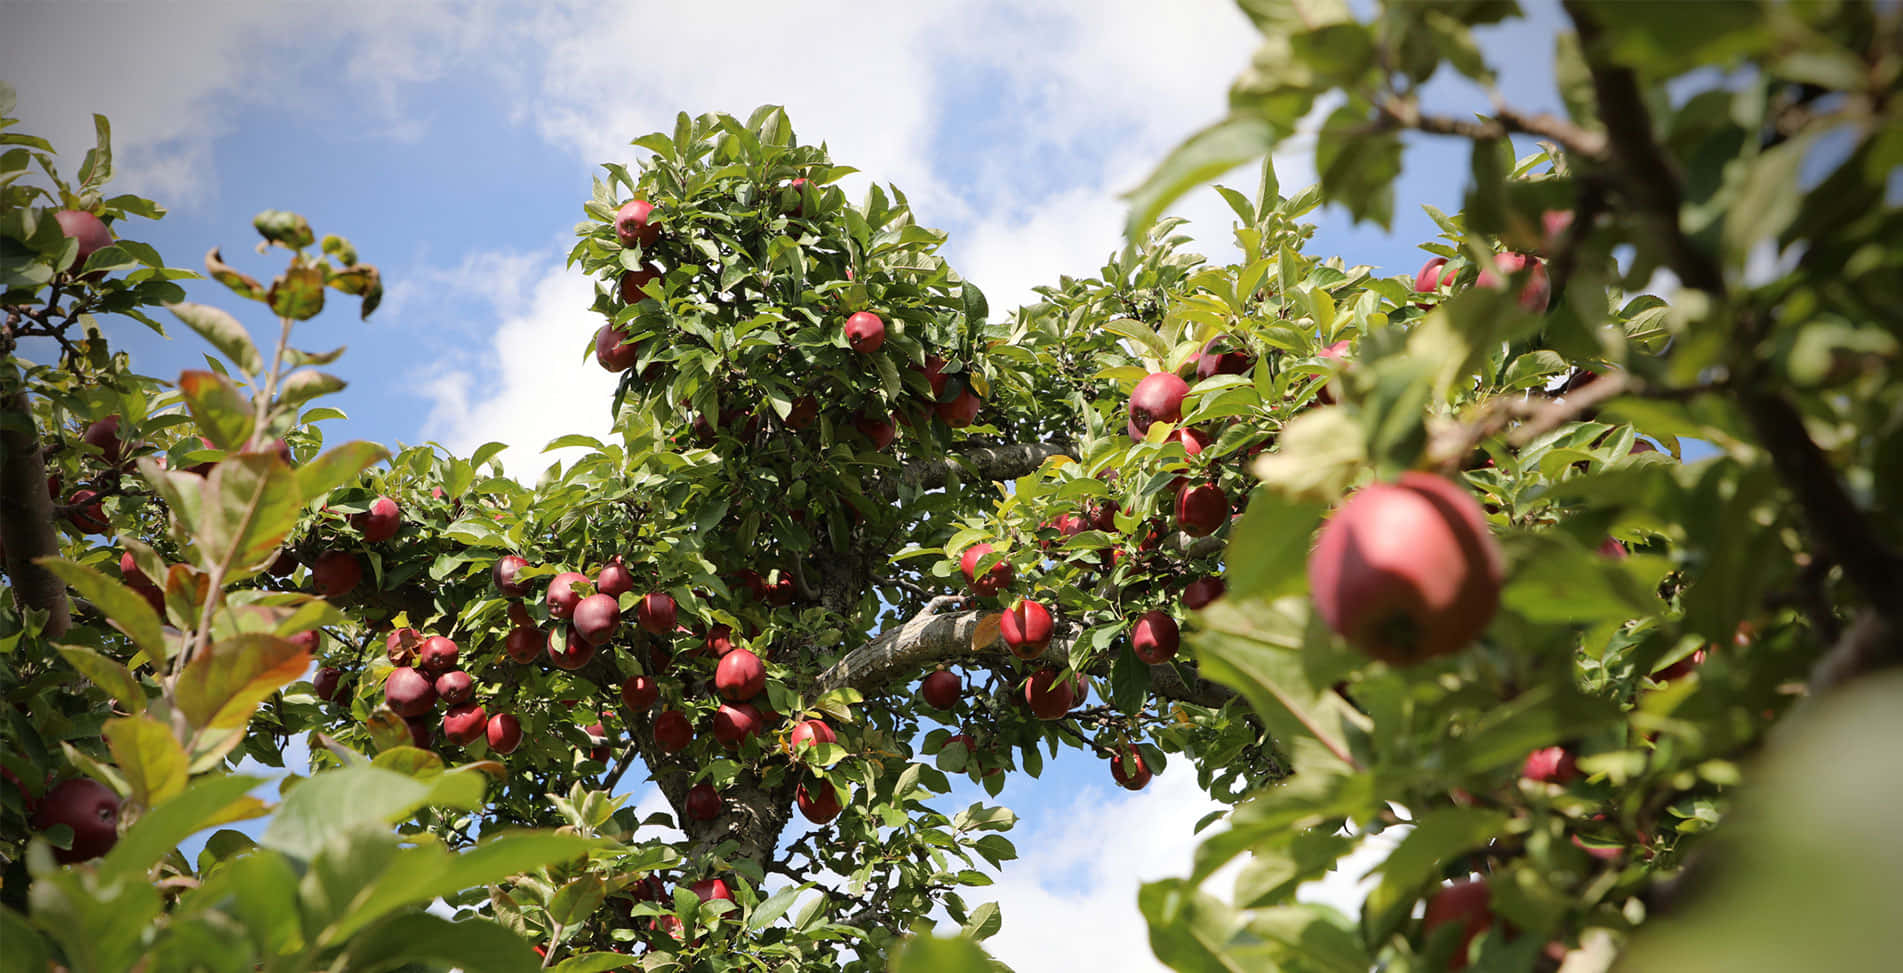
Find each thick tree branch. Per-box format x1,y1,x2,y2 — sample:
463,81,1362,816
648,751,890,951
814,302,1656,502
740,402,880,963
0,382,71,638
883,439,1074,497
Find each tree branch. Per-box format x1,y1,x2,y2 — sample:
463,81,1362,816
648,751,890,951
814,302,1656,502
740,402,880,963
883,439,1074,497
0,381,71,638
1376,95,1609,161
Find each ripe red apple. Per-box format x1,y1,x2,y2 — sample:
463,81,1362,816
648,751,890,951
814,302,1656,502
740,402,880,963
960,543,1014,598
1131,610,1180,664
595,325,641,372
311,551,362,598
618,264,662,304
1596,537,1628,559
418,636,459,673
493,555,530,598
714,648,766,701
1475,252,1550,312
684,782,721,821
730,569,767,602
267,551,299,577
1307,472,1504,664
785,395,819,430
1174,482,1228,537
573,593,621,646
1128,372,1190,439
920,670,960,709
712,702,765,746
785,176,813,216
796,781,842,823
701,623,735,658
506,600,535,630
547,626,597,670
486,713,523,754
1521,746,1580,784
1111,745,1152,790
614,198,661,247
54,209,113,274
64,489,110,534
546,571,587,619
691,875,733,902
313,666,343,702
1174,427,1211,456
1194,337,1254,380
854,410,897,451
621,674,659,710
118,550,154,590
1314,340,1352,405
1000,599,1054,659
637,592,677,634
844,311,885,353
653,710,693,752
1182,575,1225,610
766,573,795,606
82,415,130,466
31,778,120,862
403,715,433,748
1022,667,1074,720
386,627,421,665
442,703,488,746
935,384,983,427
789,718,836,752
1414,257,1459,293
596,556,635,598
384,666,437,718
355,496,401,542
503,625,543,663
1422,878,1494,971
434,669,475,705
583,722,611,762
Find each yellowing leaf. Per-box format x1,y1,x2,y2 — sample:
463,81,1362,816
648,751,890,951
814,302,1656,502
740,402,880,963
176,632,311,730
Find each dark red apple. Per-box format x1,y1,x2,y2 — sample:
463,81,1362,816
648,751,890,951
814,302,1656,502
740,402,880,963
618,264,662,304
385,627,421,666
654,710,693,752
959,543,1014,598
1307,472,1504,664
418,636,459,673
547,626,596,670
434,669,475,705
596,556,635,598
1174,482,1228,537
1128,372,1190,439
493,555,530,598
384,666,437,717
64,489,110,534
443,703,488,746
785,395,819,430
1422,878,1494,971
31,778,120,862
713,648,765,701
503,626,543,663
1182,575,1226,610
920,670,960,709
313,666,344,702
355,496,401,542
935,384,983,427
684,782,721,821
119,550,154,590
1000,599,1053,659
789,719,836,752
1131,611,1179,664
546,571,586,619
614,198,661,247
573,593,621,646
712,701,765,746
854,410,897,451
636,592,677,634
844,311,885,353
730,569,767,602
311,551,362,598
621,674,659,710
766,573,795,607
1111,745,1152,790
1521,746,1580,784
1023,668,1074,720
595,325,641,372
796,781,842,823
82,415,129,466
701,623,735,658
1194,338,1253,380
403,715,433,749
486,713,523,753
54,209,113,274
267,551,299,577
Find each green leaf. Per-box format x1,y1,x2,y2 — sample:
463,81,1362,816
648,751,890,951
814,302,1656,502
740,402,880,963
0,906,51,973
1125,115,1276,238
296,441,390,508
204,248,265,302
77,113,112,188
1721,130,1815,265
1222,489,1327,601
169,303,264,376
889,930,996,973
176,632,312,731
1190,598,1368,770
178,369,256,450
548,875,606,926
1136,878,1249,973
101,773,265,881
104,714,190,807
262,764,445,861
276,370,346,411
200,452,304,576
333,833,602,943
253,210,315,250
54,645,145,715
37,557,162,661
748,883,806,930
339,912,541,973
1315,107,1401,229
552,953,638,973
1364,808,1509,943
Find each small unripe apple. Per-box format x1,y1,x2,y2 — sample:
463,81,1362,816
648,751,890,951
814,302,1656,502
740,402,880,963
1174,482,1228,537
355,496,401,542
712,701,765,746
1022,667,1074,720
1131,610,1180,664
618,264,662,304
434,669,475,705
844,311,886,353
311,551,362,598
486,713,523,753
54,209,113,274
636,592,677,634
573,593,621,646
64,489,110,534
31,778,120,862
621,674,659,710
546,571,587,619
653,710,693,752
442,702,488,746
313,666,344,702
1194,337,1253,381
959,543,1014,598
713,648,766,701
418,635,459,673
1111,745,1152,790
1000,599,1054,659
1422,878,1494,971
386,627,421,666
504,625,543,663
384,666,437,717
1128,372,1190,439
614,198,661,247
796,781,842,823
595,556,634,598
1521,746,1580,784
1307,472,1503,664
493,555,530,598
789,718,836,752
595,325,641,372
547,626,596,670
854,410,897,451
684,782,721,821
920,670,960,709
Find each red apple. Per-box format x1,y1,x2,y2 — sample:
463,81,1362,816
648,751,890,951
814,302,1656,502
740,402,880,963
118,550,154,590
1596,537,1628,559
313,666,343,702
493,555,530,598
691,875,733,902
614,198,661,247
920,670,960,709
1111,745,1152,790
1521,746,1580,784
1475,252,1550,312
310,551,362,598
854,410,897,451
403,716,433,749
547,626,597,670
31,778,120,862
1000,599,1053,659
82,415,129,466
1182,575,1226,610
443,703,488,746
714,648,766,701
1315,340,1352,405
1131,611,1180,664
766,573,795,606
1128,372,1190,440
684,782,721,821
418,635,459,673
506,599,535,629
654,710,693,753
1194,337,1254,380
573,593,621,646
1414,257,1459,293
384,666,437,718
267,551,299,577
618,264,662,304
637,592,677,634
701,623,735,658
385,627,421,666
1174,482,1228,537
54,209,113,274
1422,878,1494,971
1022,667,1074,720
935,384,983,427
434,669,474,705
796,781,842,823
1308,472,1504,664
712,702,765,746
584,722,611,762
621,674,659,710
595,325,641,372
844,311,885,353
785,395,819,430
1174,427,1211,456
595,557,635,598
546,571,587,619
789,719,836,752
959,543,1014,598
503,626,543,663
64,489,110,534
486,713,523,753
355,496,401,542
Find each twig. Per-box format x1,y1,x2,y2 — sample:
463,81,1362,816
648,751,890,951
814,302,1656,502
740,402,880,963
1376,95,1609,162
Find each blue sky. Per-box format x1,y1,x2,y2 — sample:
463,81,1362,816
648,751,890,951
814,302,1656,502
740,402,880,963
6,1,1576,966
